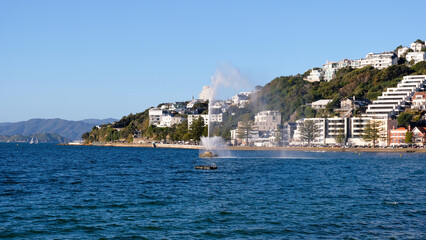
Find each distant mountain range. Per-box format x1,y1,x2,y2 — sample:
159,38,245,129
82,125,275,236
0,133,70,143
0,118,117,140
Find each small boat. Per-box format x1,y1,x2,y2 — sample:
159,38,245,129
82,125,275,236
29,138,34,144
195,163,217,170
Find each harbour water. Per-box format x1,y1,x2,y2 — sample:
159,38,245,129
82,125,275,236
0,143,424,239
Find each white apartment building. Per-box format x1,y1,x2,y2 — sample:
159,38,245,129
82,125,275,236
292,117,349,145
304,69,324,82
360,52,398,69
291,116,395,146
292,118,328,145
149,108,169,126
254,110,281,131
199,86,212,101
406,52,426,64
348,117,396,147
366,75,426,117
159,115,185,128
187,113,223,127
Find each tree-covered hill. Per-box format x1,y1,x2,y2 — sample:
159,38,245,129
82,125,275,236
253,62,426,121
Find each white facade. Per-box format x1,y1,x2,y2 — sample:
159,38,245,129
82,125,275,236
254,110,281,131
291,116,395,147
366,75,426,116
199,86,212,101
293,118,327,145
187,113,223,127
231,94,249,107
230,129,259,146
311,99,332,110
149,108,169,126
304,69,323,82
360,52,398,70
406,52,426,64
323,61,338,81
397,46,410,57
159,115,185,128
348,117,396,147
410,42,425,52
412,92,426,110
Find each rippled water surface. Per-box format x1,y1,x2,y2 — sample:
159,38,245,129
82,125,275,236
0,143,425,239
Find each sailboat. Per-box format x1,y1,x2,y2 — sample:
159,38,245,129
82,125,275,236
29,137,34,144
34,138,39,144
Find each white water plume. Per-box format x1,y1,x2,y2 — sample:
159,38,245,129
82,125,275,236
201,63,250,157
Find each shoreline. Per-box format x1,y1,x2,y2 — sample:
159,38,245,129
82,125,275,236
70,142,426,153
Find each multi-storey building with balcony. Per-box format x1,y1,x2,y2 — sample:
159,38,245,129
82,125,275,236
360,52,398,69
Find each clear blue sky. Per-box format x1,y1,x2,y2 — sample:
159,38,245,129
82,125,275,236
1,0,425,122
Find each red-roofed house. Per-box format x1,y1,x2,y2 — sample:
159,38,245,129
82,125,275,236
389,127,408,146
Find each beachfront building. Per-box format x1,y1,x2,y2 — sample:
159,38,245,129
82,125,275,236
292,117,349,146
254,110,282,132
292,118,327,145
290,116,396,147
347,117,397,147
282,122,297,146
389,127,408,146
412,126,426,146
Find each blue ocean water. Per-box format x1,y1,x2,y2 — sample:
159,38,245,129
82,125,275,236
0,143,424,239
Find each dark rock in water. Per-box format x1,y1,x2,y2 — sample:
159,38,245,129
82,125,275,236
199,151,217,158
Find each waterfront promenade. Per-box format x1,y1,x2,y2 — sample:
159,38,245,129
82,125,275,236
80,142,426,153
